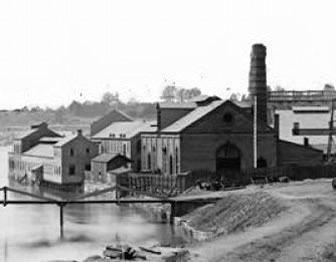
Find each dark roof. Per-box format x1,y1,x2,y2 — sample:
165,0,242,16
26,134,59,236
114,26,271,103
279,139,324,153
309,144,336,154
92,153,132,163
15,129,38,140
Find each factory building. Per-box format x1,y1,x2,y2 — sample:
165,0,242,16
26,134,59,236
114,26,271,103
140,44,324,177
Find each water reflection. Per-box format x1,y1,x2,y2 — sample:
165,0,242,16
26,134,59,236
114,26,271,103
0,146,189,262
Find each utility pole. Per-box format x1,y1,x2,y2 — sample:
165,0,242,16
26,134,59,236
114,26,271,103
253,96,257,168
327,99,335,162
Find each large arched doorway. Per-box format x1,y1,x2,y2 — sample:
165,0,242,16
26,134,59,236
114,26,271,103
216,143,241,175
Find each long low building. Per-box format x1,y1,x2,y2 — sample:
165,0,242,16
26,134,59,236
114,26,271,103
8,123,98,192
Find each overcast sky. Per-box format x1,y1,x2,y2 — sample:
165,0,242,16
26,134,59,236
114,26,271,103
0,0,335,109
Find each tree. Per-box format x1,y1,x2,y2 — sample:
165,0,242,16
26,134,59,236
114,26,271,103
160,85,177,102
162,85,202,102
101,91,120,106
275,85,285,92
324,84,335,91
189,87,201,98
68,100,82,115
230,93,239,101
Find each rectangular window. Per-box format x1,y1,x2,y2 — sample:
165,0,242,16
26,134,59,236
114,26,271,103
69,164,76,176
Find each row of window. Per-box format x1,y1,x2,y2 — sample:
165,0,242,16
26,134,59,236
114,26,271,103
9,158,91,177
146,148,179,175
101,140,128,155
9,159,41,171
69,147,91,157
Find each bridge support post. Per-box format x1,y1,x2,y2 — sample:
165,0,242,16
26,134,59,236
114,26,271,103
170,201,176,225
3,186,7,207
58,203,65,239
116,186,120,205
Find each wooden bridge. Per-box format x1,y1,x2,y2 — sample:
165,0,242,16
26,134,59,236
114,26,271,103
0,185,221,237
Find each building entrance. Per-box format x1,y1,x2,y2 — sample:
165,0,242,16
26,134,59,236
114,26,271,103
216,143,241,176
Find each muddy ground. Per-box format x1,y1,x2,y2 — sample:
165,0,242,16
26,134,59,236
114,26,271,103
187,179,336,262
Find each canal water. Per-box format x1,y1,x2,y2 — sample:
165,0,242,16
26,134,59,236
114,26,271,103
0,146,187,262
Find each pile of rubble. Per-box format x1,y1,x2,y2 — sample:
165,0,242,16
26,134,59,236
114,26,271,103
81,244,189,262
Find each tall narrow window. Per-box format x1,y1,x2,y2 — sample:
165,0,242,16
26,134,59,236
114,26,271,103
123,144,127,155
70,148,74,157
169,155,173,175
147,153,151,170
175,147,179,174
69,164,76,175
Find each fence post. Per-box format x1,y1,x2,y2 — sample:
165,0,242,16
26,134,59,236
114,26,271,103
170,201,176,225
3,186,7,207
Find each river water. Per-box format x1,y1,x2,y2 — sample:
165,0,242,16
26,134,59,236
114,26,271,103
0,146,186,262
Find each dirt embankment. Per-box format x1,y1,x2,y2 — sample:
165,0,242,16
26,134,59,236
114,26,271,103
185,180,336,262
184,191,286,237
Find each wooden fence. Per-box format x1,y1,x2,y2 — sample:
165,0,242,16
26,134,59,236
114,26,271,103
116,164,336,197
116,172,193,197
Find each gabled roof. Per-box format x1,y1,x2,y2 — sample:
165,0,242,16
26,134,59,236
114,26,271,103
161,99,274,133
15,129,38,140
161,100,225,132
54,135,78,147
92,153,132,163
15,123,61,140
92,120,156,139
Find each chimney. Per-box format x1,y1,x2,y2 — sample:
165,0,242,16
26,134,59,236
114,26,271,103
249,43,267,123
274,114,279,136
77,129,83,136
156,103,161,131
304,137,309,147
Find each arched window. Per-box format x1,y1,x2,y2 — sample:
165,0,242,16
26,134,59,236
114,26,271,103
147,153,151,170
257,157,267,168
137,140,141,153
162,146,167,173
169,155,173,174
175,147,179,174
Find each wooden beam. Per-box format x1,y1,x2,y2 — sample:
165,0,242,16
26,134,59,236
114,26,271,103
292,128,336,136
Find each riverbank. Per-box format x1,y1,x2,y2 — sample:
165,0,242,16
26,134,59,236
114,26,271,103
47,178,336,262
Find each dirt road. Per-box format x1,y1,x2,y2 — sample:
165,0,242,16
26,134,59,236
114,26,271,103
189,179,336,262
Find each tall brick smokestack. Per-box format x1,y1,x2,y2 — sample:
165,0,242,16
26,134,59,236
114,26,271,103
249,44,267,123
